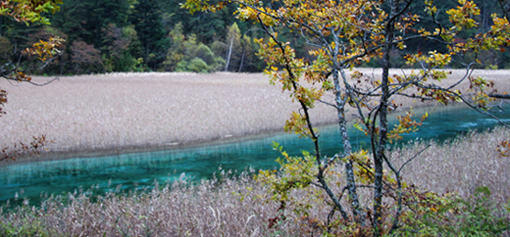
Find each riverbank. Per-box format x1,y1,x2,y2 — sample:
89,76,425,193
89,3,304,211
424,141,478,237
0,72,329,163
1,127,509,236
1,69,509,163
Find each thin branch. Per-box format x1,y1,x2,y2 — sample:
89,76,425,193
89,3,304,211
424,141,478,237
489,94,510,99
398,145,431,174
323,153,343,170
394,92,435,101
2,75,60,86
318,99,339,109
457,95,510,129
446,63,476,90
409,79,509,129
327,206,337,232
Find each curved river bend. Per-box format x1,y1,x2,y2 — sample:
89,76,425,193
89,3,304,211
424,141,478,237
1,105,509,206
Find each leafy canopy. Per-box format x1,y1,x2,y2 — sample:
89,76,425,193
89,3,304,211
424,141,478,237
0,0,62,25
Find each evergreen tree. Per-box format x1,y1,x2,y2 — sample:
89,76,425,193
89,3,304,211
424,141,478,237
162,22,186,71
101,24,142,72
131,0,168,70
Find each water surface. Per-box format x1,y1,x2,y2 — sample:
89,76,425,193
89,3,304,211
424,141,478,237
0,105,508,206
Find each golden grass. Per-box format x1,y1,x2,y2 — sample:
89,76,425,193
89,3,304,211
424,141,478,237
0,128,508,236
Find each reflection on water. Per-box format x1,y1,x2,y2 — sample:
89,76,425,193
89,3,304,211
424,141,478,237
0,105,508,206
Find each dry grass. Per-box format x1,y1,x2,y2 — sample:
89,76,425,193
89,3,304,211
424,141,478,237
394,128,510,204
331,68,510,110
0,128,509,236
0,72,336,160
1,70,509,234
1,70,509,161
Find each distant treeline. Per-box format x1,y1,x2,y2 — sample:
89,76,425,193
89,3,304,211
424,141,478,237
0,0,508,75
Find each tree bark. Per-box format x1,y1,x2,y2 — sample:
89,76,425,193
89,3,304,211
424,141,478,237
489,94,510,99
238,47,245,72
373,1,400,234
225,36,234,71
335,68,363,224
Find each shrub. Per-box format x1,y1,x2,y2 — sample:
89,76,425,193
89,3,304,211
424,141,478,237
395,186,510,236
176,57,210,73
187,58,209,73
0,220,50,237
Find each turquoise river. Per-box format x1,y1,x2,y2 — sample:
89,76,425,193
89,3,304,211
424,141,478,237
0,105,509,206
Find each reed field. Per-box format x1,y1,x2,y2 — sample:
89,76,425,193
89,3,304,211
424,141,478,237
0,72,333,160
0,128,508,236
0,70,509,235
1,69,509,161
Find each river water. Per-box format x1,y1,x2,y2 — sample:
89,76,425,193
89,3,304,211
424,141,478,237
0,105,509,206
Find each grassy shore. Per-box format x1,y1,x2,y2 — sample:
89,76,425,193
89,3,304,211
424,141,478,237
0,70,509,235
0,72,333,161
0,128,508,236
1,69,509,162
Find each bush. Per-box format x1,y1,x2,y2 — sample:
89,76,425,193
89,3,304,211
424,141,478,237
176,57,210,73
188,58,209,73
0,221,50,237
395,186,510,236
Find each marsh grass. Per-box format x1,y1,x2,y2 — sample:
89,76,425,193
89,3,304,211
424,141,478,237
0,72,338,161
0,71,509,235
1,70,509,161
1,128,509,236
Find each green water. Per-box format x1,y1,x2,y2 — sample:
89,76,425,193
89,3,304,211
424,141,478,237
0,105,508,206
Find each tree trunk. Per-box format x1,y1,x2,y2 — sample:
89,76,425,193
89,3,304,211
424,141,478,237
373,1,400,235
225,36,234,72
334,68,362,223
238,47,245,72
59,53,64,76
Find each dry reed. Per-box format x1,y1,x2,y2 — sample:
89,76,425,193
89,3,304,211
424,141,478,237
0,70,509,235
0,128,509,236
1,70,509,161
0,72,337,160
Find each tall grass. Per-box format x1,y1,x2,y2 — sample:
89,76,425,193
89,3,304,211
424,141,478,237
0,72,337,160
1,128,508,236
1,70,509,161
0,71,509,235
